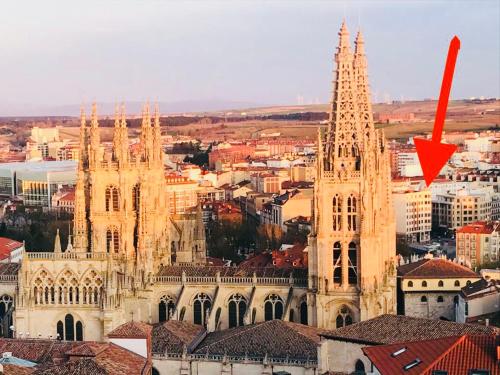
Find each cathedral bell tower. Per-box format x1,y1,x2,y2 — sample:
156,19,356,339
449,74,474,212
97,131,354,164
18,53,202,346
308,22,397,329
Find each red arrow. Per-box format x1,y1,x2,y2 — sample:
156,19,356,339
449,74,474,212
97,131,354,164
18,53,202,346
415,36,461,186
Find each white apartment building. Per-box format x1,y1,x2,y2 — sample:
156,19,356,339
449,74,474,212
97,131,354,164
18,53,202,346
431,182,496,231
392,187,432,243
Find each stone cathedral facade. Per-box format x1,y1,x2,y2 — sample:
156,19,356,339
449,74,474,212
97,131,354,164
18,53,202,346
0,22,396,342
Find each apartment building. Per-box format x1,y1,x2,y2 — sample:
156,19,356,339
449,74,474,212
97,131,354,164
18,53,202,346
456,221,500,267
431,183,495,231
392,187,432,243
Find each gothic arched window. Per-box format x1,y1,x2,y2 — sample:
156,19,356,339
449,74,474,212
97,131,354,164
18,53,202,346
454,280,460,287
132,184,140,211
105,185,120,212
300,300,308,325
159,295,176,323
64,314,75,341
228,294,247,328
332,195,342,231
408,281,413,287
347,194,357,231
264,294,283,321
76,321,83,341
0,295,14,338
335,305,353,328
333,242,342,284
422,281,427,287
438,280,444,287
193,293,211,327
355,359,366,374
106,227,120,253
56,320,64,340
348,242,358,285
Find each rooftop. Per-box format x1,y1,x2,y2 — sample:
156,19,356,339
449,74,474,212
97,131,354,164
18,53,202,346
362,334,499,375
320,314,496,345
194,320,321,361
397,258,479,279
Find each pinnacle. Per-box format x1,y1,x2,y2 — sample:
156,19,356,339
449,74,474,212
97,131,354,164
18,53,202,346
337,21,351,52
355,31,365,55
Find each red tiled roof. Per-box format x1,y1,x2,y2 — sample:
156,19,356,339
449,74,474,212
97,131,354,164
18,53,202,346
107,321,152,339
35,343,150,375
456,220,498,234
362,334,499,375
194,320,321,360
0,237,23,260
397,258,479,279
152,320,205,355
320,314,496,345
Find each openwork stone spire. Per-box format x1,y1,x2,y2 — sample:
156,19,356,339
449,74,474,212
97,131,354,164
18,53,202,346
112,103,129,164
326,22,362,172
89,102,101,165
140,103,154,162
354,30,375,143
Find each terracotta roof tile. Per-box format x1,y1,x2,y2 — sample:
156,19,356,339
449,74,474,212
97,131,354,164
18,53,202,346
2,364,35,375
152,320,205,355
194,320,321,361
320,314,496,345
362,334,499,375
397,258,478,279
107,321,152,339
0,262,21,276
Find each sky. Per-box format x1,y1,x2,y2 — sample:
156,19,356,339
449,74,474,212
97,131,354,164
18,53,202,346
0,0,498,115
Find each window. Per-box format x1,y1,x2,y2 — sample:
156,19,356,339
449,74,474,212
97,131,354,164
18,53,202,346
193,293,211,327
347,195,357,231
132,184,140,211
403,358,422,371
438,280,444,287
228,294,247,328
354,359,365,374
432,371,448,375
264,294,283,321
0,295,14,338
465,302,469,316
407,281,413,287
58,314,83,341
437,296,444,303
422,281,427,287
332,195,342,231
391,347,407,357
300,301,308,325
333,242,342,284
454,280,460,287
105,186,120,211
159,295,176,323
420,296,428,303
106,227,120,253
466,280,472,286
335,305,353,328
348,242,357,284
56,320,64,340
64,314,74,341
76,321,83,341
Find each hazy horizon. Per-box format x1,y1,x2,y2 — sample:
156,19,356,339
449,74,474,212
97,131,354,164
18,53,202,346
0,0,498,116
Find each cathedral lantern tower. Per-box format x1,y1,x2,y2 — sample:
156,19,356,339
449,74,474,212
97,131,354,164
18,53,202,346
308,22,397,329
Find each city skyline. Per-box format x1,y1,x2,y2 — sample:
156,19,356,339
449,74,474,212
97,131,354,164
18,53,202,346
0,0,498,116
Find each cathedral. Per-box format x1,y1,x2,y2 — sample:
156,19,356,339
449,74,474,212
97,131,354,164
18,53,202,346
0,22,396,342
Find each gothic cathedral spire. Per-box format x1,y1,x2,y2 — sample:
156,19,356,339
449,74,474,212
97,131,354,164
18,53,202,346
308,23,396,328
326,22,362,173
